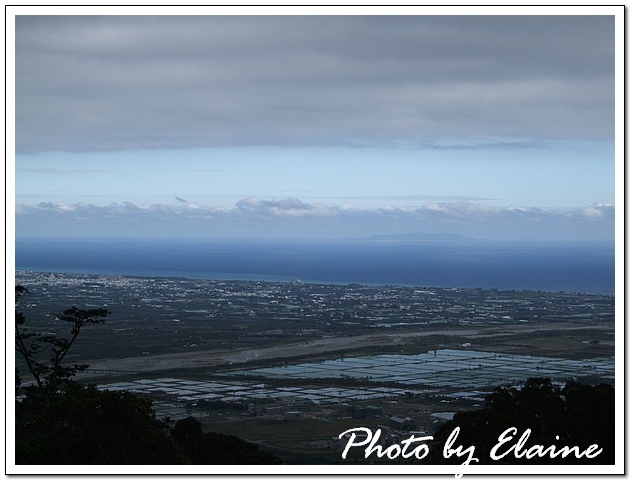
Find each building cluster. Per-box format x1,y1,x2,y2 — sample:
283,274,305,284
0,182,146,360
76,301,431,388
16,271,614,346
247,398,314,417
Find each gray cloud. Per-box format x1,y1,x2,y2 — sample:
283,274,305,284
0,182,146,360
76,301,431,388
15,14,614,153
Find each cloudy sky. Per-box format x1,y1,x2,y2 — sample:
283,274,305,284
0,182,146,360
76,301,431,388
11,9,620,241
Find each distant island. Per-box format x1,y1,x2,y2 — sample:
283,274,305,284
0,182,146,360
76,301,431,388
355,232,478,243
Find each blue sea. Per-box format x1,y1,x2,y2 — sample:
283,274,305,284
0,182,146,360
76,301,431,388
15,237,615,295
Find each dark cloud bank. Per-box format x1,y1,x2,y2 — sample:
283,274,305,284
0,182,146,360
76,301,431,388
15,15,614,153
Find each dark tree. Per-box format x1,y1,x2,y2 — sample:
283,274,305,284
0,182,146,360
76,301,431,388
15,286,109,403
171,417,282,464
428,377,614,465
16,383,189,464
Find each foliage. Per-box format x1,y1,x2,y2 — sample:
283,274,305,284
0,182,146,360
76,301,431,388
428,377,615,464
16,384,283,465
171,417,282,464
15,286,110,402
16,383,190,464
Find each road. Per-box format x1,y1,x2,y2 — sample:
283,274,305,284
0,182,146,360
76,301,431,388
78,322,613,377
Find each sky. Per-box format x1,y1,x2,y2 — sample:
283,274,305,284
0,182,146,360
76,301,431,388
11,9,621,241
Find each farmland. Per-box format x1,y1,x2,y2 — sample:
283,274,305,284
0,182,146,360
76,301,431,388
14,271,615,463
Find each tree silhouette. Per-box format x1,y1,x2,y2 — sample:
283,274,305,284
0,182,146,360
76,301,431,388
428,377,614,465
171,416,282,465
15,286,110,403
16,383,189,464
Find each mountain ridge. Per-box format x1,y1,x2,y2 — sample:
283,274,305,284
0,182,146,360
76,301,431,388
353,232,479,243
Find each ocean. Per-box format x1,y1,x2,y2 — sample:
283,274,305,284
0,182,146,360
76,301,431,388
14,237,615,295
